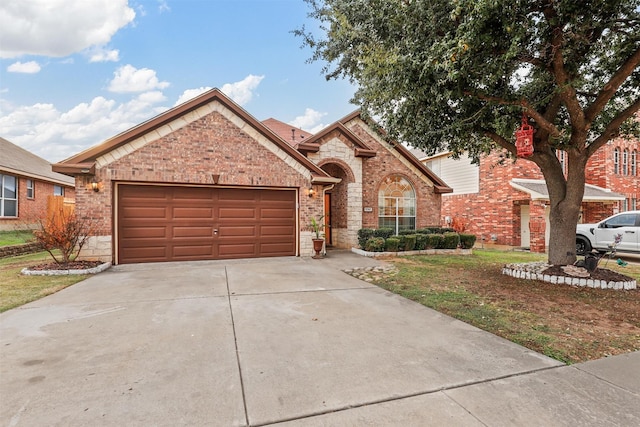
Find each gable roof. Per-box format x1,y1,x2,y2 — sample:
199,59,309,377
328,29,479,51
297,121,377,158
0,137,74,186
337,112,453,194
511,179,625,201
262,118,313,148
52,89,337,184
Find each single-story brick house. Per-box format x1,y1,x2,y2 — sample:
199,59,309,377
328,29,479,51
53,89,451,264
0,137,75,231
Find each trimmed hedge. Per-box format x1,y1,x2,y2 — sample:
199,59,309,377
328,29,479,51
385,237,400,252
358,229,375,249
459,233,477,249
365,237,386,252
358,228,475,251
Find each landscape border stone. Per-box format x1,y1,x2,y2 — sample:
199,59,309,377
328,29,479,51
21,262,112,276
502,264,636,290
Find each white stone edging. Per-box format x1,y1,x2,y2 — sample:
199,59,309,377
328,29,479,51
501,266,636,290
352,247,472,257
21,262,112,276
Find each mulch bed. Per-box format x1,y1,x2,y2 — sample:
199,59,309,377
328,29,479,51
27,261,103,271
543,265,634,282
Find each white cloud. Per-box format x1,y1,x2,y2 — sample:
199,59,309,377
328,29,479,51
7,61,41,73
174,87,213,106
221,74,264,106
290,108,328,133
88,47,120,63
0,92,168,162
108,64,170,93
0,0,135,58
158,0,170,13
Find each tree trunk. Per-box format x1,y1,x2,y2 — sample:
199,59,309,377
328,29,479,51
538,150,587,266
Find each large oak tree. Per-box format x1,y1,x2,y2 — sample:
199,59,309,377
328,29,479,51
298,0,640,265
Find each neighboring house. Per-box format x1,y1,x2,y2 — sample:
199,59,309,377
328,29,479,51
0,137,76,231
419,144,633,252
53,89,451,264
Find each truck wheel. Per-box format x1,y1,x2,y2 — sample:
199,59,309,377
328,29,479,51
576,237,591,256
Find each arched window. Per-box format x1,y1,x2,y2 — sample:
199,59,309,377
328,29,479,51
613,148,620,174
378,175,416,234
632,150,637,176
622,149,629,175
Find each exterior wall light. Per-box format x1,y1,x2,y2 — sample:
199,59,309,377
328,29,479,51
91,177,100,192
308,187,315,198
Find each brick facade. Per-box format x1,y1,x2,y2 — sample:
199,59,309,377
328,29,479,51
586,139,639,211
439,148,625,252
62,90,447,263
0,175,75,231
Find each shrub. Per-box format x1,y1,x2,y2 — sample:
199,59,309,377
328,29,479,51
393,235,407,250
459,234,477,249
398,229,415,236
32,208,94,264
365,237,386,252
443,232,460,249
415,234,428,250
404,234,417,251
425,234,444,249
385,237,400,252
374,228,394,239
358,229,375,248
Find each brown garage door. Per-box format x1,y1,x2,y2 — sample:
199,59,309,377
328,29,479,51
117,185,296,264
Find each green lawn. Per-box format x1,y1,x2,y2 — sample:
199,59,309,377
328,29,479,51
0,230,35,246
0,251,88,312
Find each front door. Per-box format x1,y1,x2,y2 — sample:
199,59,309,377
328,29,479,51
520,205,530,248
324,193,331,245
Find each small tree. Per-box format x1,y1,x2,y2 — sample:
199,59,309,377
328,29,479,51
33,206,94,264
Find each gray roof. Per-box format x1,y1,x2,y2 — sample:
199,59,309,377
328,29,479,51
0,138,74,186
510,179,625,201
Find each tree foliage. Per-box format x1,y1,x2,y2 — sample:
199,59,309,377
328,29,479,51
299,0,640,265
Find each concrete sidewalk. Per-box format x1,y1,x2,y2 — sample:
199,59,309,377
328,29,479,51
1,251,638,426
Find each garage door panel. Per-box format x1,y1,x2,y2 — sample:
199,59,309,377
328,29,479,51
172,226,213,238
220,226,256,237
219,207,257,219
261,208,295,219
172,245,214,257
118,185,296,264
120,246,168,261
121,206,167,219
218,243,257,257
260,225,295,236
260,242,296,255
172,207,214,219
121,226,167,238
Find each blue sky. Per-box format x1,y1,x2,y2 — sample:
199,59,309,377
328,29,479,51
0,0,356,162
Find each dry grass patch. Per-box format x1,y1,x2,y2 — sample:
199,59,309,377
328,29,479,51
368,250,639,364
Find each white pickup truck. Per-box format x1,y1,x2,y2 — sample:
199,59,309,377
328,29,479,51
575,210,640,255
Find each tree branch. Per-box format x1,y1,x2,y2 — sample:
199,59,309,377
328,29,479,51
585,46,640,122
587,97,640,156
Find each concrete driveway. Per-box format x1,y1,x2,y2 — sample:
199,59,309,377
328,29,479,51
1,251,639,426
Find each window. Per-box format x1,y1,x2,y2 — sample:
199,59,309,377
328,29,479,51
378,175,416,234
26,179,34,199
613,147,620,174
622,149,629,175
1,174,18,217
53,185,64,196
632,150,637,176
